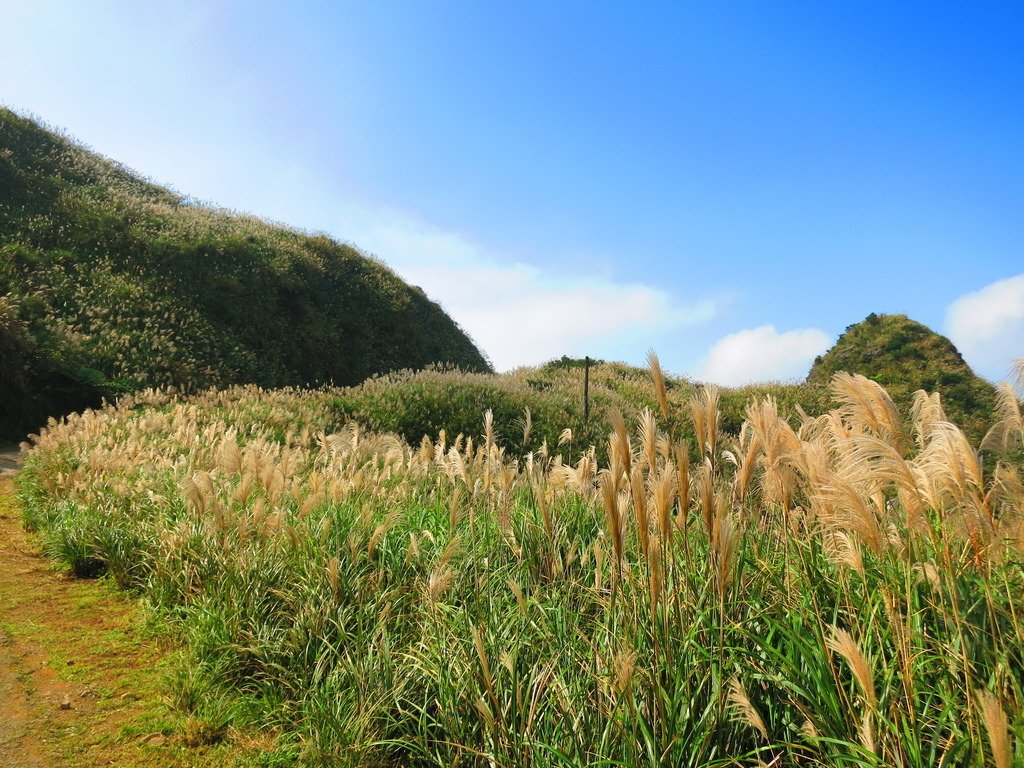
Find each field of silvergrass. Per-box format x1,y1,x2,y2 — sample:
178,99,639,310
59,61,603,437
15,360,1024,767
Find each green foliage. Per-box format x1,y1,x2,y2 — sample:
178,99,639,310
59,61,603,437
0,292,108,437
719,380,831,434
332,366,625,460
333,361,837,465
0,108,490,439
808,313,997,441
330,358,813,465
540,354,605,371
0,294,37,433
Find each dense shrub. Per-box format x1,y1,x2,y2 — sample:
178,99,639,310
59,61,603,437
331,366,627,460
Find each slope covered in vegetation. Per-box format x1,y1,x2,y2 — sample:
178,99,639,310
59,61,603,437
0,108,490,438
807,313,997,440
330,356,832,465
329,313,1005,465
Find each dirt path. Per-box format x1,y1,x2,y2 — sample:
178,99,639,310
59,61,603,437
0,455,263,766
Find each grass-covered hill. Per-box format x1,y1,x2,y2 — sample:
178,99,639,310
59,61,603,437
0,108,490,438
807,313,997,441
329,357,830,465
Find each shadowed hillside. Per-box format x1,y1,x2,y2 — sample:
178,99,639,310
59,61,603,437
0,109,490,438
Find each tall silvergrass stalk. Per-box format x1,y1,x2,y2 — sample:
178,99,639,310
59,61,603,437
16,373,1024,767
646,350,670,423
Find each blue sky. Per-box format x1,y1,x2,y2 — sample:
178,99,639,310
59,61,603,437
3,1,1023,383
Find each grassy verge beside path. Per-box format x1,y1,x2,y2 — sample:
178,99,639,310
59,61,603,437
0,471,271,767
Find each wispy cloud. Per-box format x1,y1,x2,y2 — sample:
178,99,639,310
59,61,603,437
341,209,722,370
946,274,1024,381
697,325,831,386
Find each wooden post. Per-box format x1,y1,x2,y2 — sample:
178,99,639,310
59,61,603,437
584,356,591,424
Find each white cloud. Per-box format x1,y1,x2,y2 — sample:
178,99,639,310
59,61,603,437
946,274,1024,381
697,325,832,386
339,209,721,371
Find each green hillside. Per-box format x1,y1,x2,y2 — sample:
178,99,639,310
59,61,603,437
807,312,996,440
330,358,831,465
332,314,1004,463
0,109,490,438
